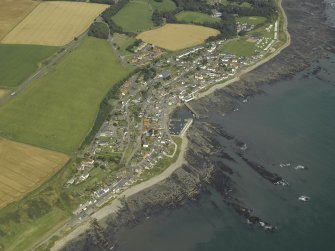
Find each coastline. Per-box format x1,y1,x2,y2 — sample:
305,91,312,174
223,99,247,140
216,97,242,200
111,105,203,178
51,136,189,250
50,1,291,250
197,0,291,99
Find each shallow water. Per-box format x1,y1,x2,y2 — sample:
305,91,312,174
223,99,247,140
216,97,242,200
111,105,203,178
115,54,335,251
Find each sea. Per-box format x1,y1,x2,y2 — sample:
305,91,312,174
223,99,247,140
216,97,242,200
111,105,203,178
114,8,335,251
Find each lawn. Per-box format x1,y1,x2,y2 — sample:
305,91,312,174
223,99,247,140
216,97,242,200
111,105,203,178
176,11,220,24
221,38,258,57
112,0,154,33
149,0,176,11
237,16,267,26
0,44,58,88
0,37,133,153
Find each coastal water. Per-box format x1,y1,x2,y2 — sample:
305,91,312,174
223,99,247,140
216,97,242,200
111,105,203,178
115,53,335,251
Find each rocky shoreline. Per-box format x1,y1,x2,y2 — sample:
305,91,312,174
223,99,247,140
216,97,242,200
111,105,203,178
59,0,335,250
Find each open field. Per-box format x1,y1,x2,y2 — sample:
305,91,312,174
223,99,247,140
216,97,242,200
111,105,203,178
0,44,58,88
137,24,220,51
112,0,154,33
1,1,108,46
237,16,267,26
0,0,38,40
220,37,258,57
0,138,69,209
176,11,220,24
150,0,176,11
0,37,133,153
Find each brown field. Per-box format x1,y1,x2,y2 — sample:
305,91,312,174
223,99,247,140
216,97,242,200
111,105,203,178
136,24,220,51
0,89,8,98
0,0,39,40
1,1,108,46
0,138,69,208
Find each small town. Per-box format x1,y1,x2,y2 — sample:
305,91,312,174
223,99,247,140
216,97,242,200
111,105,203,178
68,18,280,220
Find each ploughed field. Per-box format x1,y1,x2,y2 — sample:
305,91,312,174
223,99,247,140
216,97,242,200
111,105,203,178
0,37,133,153
1,1,108,46
0,0,38,40
0,138,69,209
137,24,220,51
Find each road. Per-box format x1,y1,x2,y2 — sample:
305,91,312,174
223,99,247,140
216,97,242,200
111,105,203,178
0,32,87,106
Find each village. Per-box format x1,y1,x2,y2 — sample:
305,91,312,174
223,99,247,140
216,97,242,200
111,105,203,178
67,18,280,219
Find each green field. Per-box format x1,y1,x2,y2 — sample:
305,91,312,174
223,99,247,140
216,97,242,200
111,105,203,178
176,11,220,24
0,44,58,88
237,16,267,26
112,0,154,33
0,37,133,153
150,0,176,11
113,33,136,58
221,38,258,57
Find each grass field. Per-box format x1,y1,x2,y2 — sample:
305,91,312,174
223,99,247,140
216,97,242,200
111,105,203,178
0,0,38,40
0,37,133,153
150,0,176,11
113,33,136,58
176,11,220,24
112,0,154,33
0,44,58,88
0,138,69,209
1,2,108,46
137,24,220,51
220,37,258,57
237,16,267,26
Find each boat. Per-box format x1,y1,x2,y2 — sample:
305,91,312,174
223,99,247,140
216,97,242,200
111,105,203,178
294,165,306,170
298,195,310,202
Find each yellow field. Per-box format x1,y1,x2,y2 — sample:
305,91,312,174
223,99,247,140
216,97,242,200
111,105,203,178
0,0,39,40
137,24,220,51
1,1,108,46
0,138,69,208
0,89,8,98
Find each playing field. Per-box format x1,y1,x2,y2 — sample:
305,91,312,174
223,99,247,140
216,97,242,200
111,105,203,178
0,44,58,88
176,11,220,24
0,0,38,40
0,138,69,209
237,16,267,26
221,37,258,57
1,1,108,46
112,0,154,33
0,37,133,153
137,24,220,51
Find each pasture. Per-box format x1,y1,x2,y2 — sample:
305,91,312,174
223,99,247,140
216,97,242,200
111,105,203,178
150,0,176,11
0,0,38,40
1,1,108,46
137,24,220,51
0,37,133,153
176,11,220,24
113,33,136,58
237,16,267,26
0,44,58,88
0,138,69,209
112,0,154,33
